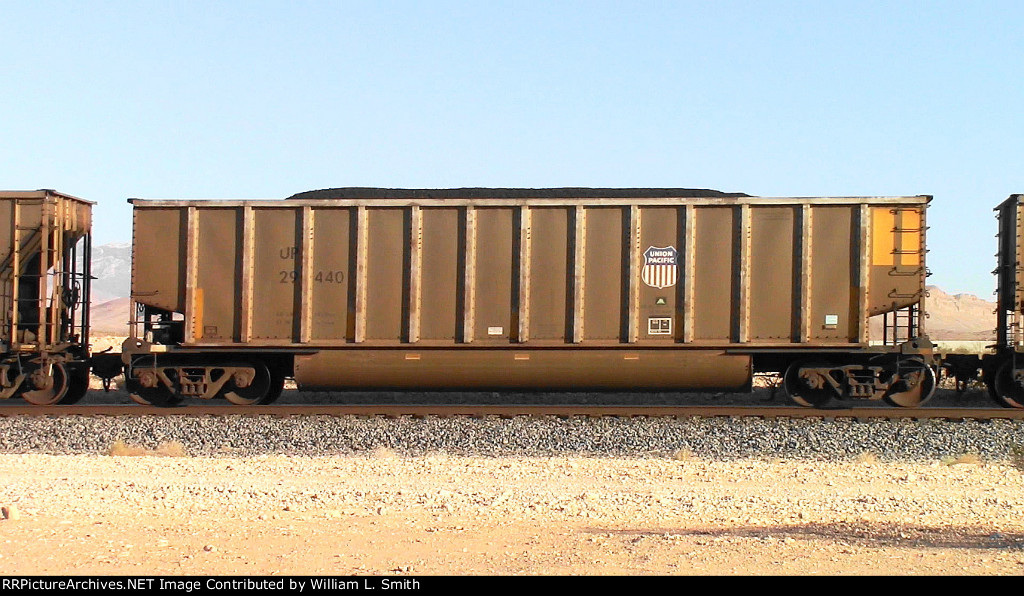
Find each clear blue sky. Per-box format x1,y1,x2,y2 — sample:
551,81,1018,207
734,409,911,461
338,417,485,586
2,1,1021,297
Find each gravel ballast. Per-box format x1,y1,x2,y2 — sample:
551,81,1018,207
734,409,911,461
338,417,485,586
0,414,1020,461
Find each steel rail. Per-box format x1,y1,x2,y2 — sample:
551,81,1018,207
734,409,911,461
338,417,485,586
0,404,1022,420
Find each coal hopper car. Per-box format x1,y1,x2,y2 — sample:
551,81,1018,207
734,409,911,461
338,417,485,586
120,188,935,407
986,194,1024,408
0,190,93,405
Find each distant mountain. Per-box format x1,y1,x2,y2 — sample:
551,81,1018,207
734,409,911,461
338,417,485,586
867,286,995,341
90,242,131,303
85,242,131,334
920,285,996,340
90,297,131,335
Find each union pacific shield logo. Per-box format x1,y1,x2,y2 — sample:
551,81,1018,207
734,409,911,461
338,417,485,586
642,246,679,289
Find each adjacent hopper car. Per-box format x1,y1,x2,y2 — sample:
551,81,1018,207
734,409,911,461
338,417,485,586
0,190,93,404
988,194,1024,407
0,187,1014,408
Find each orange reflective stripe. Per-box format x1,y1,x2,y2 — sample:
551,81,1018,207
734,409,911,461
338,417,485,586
871,207,895,266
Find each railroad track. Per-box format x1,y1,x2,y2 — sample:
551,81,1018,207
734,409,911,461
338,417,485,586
0,404,1022,420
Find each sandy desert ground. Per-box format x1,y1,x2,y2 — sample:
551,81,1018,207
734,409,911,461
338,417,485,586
2,450,1024,576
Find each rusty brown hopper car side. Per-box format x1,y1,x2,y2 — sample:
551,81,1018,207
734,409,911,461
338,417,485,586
0,190,93,405
985,194,1024,407
124,188,934,407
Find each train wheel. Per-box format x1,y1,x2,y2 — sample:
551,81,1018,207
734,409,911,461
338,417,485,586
987,378,1006,407
223,362,282,405
127,384,182,407
22,363,69,405
992,362,1024,409
58,366,91,405
126,371,183,407
783,361,832,407
884,362,936,408
261,371,285,405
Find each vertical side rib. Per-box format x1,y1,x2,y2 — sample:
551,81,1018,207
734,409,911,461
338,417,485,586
239,205,255,342
184,206,199,343
627,205,641,343
353,205,368,343
517,206,532,343
299,205,315,343
408,205,423,343
462,206,477,343
572,206,586,343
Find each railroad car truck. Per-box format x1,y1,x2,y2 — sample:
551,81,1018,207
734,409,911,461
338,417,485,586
0,190,93,404
120,188,936,407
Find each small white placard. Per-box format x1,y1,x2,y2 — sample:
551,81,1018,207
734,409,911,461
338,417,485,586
487,326,504,336
824,314,839,326
648,317,672,335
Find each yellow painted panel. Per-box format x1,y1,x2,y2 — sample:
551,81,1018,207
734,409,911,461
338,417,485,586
194,287,204,339
901,209,921,266
871,208,895,266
